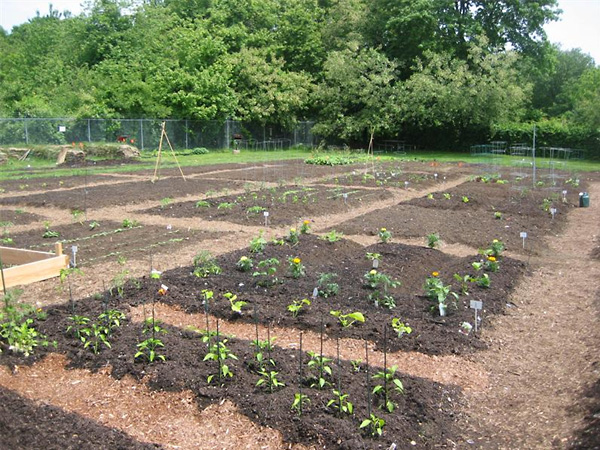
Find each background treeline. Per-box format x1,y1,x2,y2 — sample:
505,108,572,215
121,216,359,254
0,0,598,153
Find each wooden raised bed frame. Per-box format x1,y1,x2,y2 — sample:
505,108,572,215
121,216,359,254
0,243,70,289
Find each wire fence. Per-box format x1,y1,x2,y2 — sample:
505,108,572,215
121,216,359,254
0,118,317,151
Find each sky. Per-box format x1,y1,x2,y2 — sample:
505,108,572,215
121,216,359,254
0,0,599,64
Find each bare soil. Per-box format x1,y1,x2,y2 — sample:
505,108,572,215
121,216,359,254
0,158,598,449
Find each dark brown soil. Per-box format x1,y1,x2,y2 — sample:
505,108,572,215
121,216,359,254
0,386,161,449
334,177,585,256
141,185,393,227
4,220,227,266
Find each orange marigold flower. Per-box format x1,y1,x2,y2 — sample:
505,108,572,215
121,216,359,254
431,271,439,277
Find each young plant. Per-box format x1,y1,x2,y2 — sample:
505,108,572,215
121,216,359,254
330,310,365,328
121,218,139,228
98,309,125,335
0,290,53,356
291,392,310,416
360,413,385,437
251,336,276,367
71,209,85,224
485,255,499,272
223,292,247,315
286,227,300,244
236,255,253,272
204,339,238,384
256,369,285,393
391,318,412,338
475,273,491,288
249,232,268,253
252,258,280,287
372,365,404,413
453,273,474,295
287,298,311,318
159,197,172,208
327,390,354,416
424,272,458,315
426,232,440,248
42,221,60,238
135,315,167,362
364,270,400,309
81,323,111,354
461,196,470,203
195,200,210,208
365,252,382,262
378,227,392,243
307,351,333,389
288,257,305,278
66,314,91,341
246,205,266,215
299,219,312,234
320,230,343,243
317,272,339,298
193,250,222,277
481,239,504,258
217,202,235,210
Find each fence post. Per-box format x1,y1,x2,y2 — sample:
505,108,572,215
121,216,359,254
24,120,29,145
225,119,230,150
87,119,91,142
185,119,189,150
140,119,144,151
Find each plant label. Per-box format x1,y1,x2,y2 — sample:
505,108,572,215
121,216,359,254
343,193,348,204
470,300,482,310
264,211,269,217
520,231,527,238
312,287,318,298
372,259,379,269
167,224,172,230
72,245,78,254
404,181,409,189
58,125,66,132
550,207,557,219
434,173,438,179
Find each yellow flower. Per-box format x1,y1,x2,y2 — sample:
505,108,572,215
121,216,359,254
293,257,301,264
380,228,387,232
303,220,310,225
158,288,167,296
431,271,439,277
240,256,248,261
493,239,499,243
369,269,377,275
487,256,496,262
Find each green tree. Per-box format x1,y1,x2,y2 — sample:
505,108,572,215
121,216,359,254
313,47,399,142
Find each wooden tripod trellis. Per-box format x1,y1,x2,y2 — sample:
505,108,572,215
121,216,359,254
152,121,186,182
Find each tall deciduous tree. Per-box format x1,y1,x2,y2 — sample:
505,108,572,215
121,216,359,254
313,47,399,141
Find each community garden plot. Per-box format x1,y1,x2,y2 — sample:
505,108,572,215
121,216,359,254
333,176,585,256
140,185,393,227
0,157,596,449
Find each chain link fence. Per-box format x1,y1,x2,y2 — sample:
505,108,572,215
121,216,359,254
0,118,316,151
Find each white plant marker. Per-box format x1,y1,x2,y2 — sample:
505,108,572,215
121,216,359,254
470,300,483,332
264,211,269,227
71,245,78,268
312,287,318,299
562,189,568,202
550,207,557,220
404,181,409,189
372,259,379,269
434,173,438,181
343,193,348,204
520,231,527,249
166,224,172,230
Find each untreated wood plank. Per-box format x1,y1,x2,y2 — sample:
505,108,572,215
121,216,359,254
0,247,54,265
3,254,69,288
